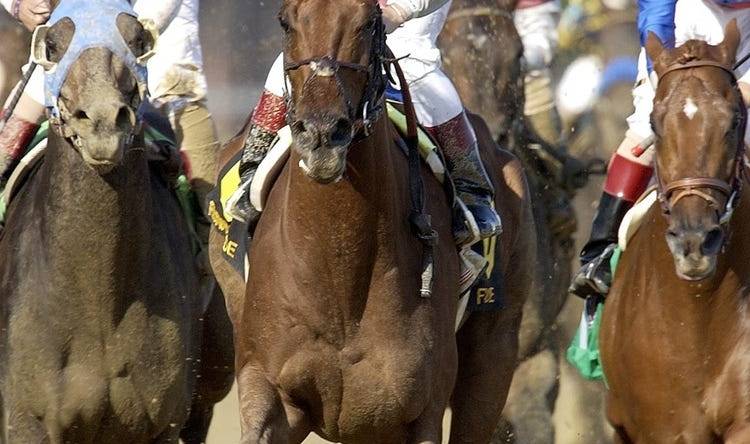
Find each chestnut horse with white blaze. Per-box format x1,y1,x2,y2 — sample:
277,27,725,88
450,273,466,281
600,21,750,443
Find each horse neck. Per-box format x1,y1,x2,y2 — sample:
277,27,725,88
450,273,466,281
281,116,403,268
644,190,750,346
41,131,152,285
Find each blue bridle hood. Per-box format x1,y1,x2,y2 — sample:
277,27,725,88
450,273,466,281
40,0,149,120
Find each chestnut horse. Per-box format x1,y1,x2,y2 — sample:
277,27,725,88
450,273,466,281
600,22,750,443
209,0,537,442
439,1,598,441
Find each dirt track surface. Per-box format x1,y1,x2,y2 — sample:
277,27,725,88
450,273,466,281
207,386,453,443
207,385,332,443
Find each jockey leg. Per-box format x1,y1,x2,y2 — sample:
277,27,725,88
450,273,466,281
570,50,655,298
524,69,561,145
0,91,45,182
569,139,653,298
231,53,287,223
174,101,220,215
424,108,502,245
389,1,500,244
172,102,221,295
514,0,562,145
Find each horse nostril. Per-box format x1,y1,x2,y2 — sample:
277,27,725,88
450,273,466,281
292,120,307,135
74,110,89,121
329,118,352,146
115,106,135,131
702,227,724,255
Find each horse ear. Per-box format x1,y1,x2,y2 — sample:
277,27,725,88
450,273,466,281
718,19,740,67
646,32,666,76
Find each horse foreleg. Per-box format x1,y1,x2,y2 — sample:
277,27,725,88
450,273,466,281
450,311,520,444
725,424,750,444
5,408,50,444
406,393,449,444
236,364,310,444
181,286,235,444
498,349,558,443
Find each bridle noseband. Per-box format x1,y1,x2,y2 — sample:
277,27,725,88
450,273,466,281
282,15,388,138
654,60,748,226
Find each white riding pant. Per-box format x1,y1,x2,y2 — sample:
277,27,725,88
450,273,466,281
621,0,750,166
264,1,464,128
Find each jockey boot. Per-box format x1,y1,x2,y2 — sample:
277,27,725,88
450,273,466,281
428,112,502,245
569,153,653,298
227,90,287,224
0,114,40,185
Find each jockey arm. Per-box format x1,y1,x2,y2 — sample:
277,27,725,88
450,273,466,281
638,0,676,74
381,0,451,32
638,0,750,104
133,0,181,33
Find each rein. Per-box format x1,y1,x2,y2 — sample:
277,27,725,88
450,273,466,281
446,6,514,22
654,60,748,226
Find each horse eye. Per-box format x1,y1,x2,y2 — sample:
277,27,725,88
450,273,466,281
278,14,291,32
731,114,742,130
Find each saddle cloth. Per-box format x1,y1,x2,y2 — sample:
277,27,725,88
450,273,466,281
207,103,505,331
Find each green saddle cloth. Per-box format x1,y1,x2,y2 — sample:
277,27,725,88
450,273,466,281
566,246,622,382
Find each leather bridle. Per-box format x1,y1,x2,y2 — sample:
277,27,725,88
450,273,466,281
654,60,748,227
282,12,388,138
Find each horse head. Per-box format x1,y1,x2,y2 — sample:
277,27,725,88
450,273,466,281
280,0,386,183
32,0,155,173
646,20,745,281
440,0,522,141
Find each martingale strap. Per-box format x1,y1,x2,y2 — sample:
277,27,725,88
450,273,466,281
390,58,439,298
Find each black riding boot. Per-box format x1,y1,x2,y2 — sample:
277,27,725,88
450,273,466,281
428,112,502,245
569,192,632,298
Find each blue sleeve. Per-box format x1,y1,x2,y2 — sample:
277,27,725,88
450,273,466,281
638,0,677,71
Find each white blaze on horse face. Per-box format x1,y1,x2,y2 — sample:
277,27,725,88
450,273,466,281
683,98,699,120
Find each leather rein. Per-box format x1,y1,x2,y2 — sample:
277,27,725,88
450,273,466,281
654,60,748,226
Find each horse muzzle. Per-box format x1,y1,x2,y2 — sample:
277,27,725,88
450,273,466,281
666,225,724,281
298,146,348,184
292,116,352,183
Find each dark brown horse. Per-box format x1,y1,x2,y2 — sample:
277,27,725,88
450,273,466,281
209,0,537,442
440,1,589,442
0,13,29,105
0,10,232,444
600,22,750,443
